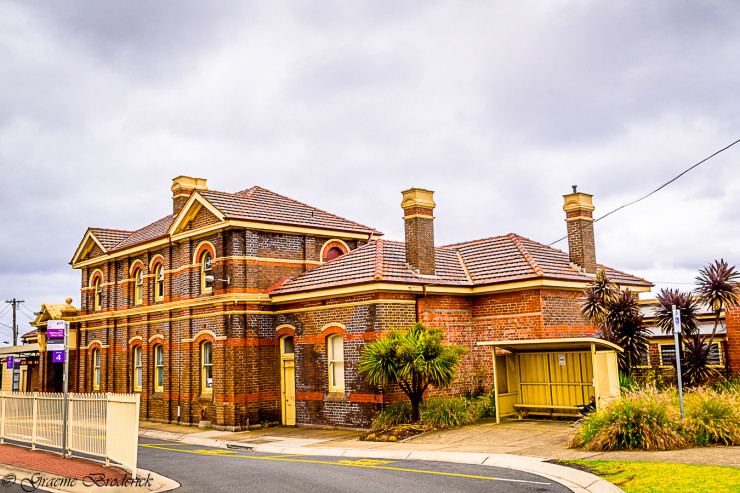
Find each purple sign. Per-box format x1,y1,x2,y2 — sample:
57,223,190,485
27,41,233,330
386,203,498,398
5,356,13,369
52,351,65,363
47,327,65,339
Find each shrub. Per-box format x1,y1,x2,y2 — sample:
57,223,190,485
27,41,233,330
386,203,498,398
684,388,740,446
569,387,687,451
371,401,413,429
420,397,475,429
471,394,496,419
712,376,740,394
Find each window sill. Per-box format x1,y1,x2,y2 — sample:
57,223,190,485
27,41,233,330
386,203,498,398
325,391,347,402
151,391,164,400
199,392,213,403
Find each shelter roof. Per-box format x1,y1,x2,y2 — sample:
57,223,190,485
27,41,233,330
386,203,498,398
477,338,623,353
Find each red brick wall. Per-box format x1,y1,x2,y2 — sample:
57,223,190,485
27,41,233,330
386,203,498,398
726,306,740,376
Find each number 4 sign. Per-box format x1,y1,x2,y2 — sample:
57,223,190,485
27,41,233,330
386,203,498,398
52,351,65,363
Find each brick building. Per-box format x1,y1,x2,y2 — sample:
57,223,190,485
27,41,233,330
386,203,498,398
58,176,652,430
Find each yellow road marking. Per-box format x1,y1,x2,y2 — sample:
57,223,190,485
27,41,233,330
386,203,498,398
139,443,548,485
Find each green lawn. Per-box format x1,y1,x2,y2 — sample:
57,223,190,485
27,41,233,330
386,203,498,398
567,460,740,493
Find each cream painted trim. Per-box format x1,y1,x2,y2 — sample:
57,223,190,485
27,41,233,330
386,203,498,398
275,324,297,333
128,336,143,344
320,238,350,261
183,329,218,343
80,340,111,350
215,336,227,341
274,298,416,314
129,260,146,276
221,255,322,266
71,293,272,324
149,254,165,270
565,216,594,223
402,214,435,220
148,334,164,343
193,240,216,264
89,269,104,286
168,192,225,236
321,323,346,334
72,238,169,269
227,220,373,240
71,230,108,265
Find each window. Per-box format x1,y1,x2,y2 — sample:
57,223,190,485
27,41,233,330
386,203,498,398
94,278,102,311
133,346,142,391
327,335,344,391
134,268,143,305
325,247,343,261
154,344,164,391
154,264,164,301
708,342,722,366
201,341,212,392
282,336,294,356
660,344,676,366
637,348,650,367
200,251,213,293
93,348,101,390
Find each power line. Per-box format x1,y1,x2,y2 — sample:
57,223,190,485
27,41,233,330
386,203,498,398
548,137,740,246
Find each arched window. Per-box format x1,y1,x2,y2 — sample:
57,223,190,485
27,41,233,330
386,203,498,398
154,264,164,301
93,348,101,390
201,341,213,392
133,346,142,392
154,344,164,392
325,247,343,261
327,335,344,392
134,268,143,305
93,278,102,311
200,251,213,293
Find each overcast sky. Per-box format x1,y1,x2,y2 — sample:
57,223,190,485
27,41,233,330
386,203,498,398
2,0,739,344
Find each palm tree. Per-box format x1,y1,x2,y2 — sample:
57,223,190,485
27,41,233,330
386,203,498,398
583,270,649,372
360,322,466,422
653,288,701,338
682,333,719,386
695,259,740,341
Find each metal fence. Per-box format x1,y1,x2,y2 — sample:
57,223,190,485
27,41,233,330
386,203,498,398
0,392,140,478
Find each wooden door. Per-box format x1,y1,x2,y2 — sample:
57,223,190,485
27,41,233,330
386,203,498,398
280,336,296,426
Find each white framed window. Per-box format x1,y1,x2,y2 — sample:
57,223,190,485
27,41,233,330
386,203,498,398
94,278,102,311
200,251,213,293
93,348,101,390
708,342,723,366
133,346,142,391
134,268,143,305
154,264,164,301
660,344,676,366
327,335,344,392
154,344,164,391
202,341,213,392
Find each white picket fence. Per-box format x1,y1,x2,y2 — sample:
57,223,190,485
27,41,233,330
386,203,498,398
0,392,140,478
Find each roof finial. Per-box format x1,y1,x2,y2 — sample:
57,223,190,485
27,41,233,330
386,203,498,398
572,185,577,193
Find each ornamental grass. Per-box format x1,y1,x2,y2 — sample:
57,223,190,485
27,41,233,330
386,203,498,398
684,388,740,446
569,387,687,451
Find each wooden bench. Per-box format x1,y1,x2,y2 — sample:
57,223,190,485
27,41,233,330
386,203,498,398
513,404,583,418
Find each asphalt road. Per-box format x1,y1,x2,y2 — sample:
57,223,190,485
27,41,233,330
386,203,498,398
137,437,571,493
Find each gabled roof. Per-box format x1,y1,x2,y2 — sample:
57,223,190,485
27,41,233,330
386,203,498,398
200,187,380,235
272,234,651,295
89,229,131,249
112,214,176,251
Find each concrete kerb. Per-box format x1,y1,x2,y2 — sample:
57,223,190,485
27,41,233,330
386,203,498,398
138,429,622,493
0,463,179,493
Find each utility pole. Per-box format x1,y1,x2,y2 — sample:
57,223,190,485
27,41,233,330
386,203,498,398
5,298,24,346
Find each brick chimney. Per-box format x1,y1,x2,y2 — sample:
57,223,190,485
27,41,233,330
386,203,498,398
402,188,436,275
563,186,596,274
171,176,207,215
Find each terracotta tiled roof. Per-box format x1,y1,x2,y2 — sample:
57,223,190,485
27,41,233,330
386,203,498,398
89,229,131,250
273,234,651,295
200,187,380,235
109,215,176,252
21,329,38,340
